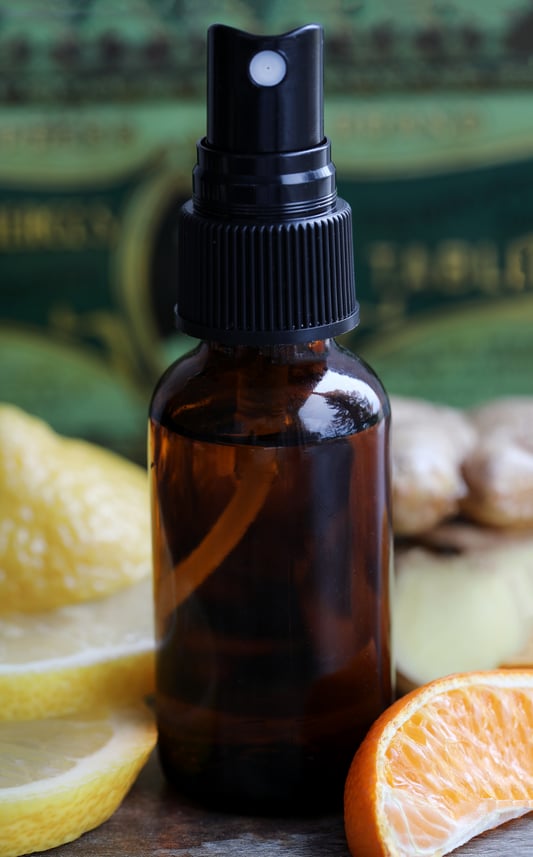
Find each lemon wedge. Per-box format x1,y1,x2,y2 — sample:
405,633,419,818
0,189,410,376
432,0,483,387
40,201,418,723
0,579,155,720
0,703,156,857
0,404,150,613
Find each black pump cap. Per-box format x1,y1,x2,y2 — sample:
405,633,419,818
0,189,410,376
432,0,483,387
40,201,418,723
176,23,360,345
207,24,323,154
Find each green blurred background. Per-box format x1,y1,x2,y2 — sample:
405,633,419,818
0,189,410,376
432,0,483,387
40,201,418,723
1,0,532,463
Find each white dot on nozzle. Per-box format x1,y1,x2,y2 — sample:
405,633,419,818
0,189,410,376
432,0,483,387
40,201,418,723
249,50,287,87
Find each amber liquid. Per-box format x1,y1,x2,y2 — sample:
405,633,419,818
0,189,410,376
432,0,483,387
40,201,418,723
150,342,393,813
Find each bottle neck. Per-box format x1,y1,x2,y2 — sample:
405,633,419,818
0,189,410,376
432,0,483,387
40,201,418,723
200,339,334,433
206,338,333,365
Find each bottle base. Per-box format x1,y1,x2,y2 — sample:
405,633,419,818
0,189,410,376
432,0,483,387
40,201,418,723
156,736,352,817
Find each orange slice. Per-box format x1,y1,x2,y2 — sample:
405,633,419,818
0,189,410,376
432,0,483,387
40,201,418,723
344,670,533,857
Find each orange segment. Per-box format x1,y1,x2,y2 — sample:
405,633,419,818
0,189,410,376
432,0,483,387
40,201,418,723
344,670,533,857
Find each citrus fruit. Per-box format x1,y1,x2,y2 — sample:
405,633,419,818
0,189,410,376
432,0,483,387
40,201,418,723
0,404,150,613
0,702,156,857
0,579,154,720
344,670,533,857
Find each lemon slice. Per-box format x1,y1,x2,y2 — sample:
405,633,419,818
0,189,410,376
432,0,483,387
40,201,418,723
0,703,156,857
0,579,155,720
0,404,150,613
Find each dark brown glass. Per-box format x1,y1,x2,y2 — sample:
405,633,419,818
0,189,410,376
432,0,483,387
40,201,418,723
149,339,393,814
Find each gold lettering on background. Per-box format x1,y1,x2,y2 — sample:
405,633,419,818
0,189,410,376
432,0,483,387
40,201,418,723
471,242,500,294
435,241,470,293
0,122,135,150
333,110,481,142
367,242,396,290
367,235,533,299
400,243,429,292
0,203,119,250
504,236,533,291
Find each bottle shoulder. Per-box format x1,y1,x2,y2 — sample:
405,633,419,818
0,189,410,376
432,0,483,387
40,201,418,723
150,341,389,444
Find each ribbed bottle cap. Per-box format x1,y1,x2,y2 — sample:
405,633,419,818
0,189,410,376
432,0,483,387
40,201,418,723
176,23,359,345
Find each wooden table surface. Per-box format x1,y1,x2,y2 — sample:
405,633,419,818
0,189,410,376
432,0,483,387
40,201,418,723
35,751,533,857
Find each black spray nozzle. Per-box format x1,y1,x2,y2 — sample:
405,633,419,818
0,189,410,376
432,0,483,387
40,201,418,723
193,24,334,221
207,23,323,154
176,23,359,346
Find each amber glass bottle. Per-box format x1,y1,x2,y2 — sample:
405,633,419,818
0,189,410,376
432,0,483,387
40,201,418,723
149,23,393,813
150,338,392,812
